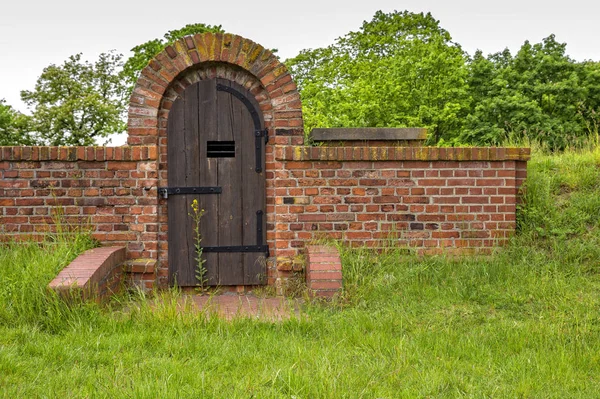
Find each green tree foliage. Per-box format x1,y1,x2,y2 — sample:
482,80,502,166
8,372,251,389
5,17,597,150
21,52,127,146
461,35,600,149
577,60,600,141
0,99,37,145
286,11,470,142
122,23,224,92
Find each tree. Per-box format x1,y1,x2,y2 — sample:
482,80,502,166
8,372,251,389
20,52,127,146
577,60,600,141
122,23,224,93
0,99,37,146
286,11,470,143
461,35,599,149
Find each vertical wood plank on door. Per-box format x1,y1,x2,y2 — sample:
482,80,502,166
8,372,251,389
216,79,243,285
238,87,266,285
198,79,220,285
167,96,189,287
181,83,201,286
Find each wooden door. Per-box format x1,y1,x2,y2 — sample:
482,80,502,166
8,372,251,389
166,78,267,287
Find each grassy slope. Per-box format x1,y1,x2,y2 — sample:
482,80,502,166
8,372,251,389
1,147,600,398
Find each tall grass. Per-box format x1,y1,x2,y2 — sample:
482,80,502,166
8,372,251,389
0,227,97,331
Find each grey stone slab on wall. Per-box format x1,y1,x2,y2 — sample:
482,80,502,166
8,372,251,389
310,128,427,141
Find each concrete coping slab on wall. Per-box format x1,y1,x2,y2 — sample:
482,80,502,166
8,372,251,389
310,128,428,142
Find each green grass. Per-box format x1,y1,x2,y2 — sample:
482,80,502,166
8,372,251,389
1,146,600,398
0,229,98,332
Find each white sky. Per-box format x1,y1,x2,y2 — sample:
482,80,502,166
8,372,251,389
1,0,597,143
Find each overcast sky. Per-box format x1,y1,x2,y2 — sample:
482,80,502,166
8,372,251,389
1,0,596,116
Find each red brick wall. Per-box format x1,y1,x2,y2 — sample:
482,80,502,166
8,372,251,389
0,33,531,292
0,146,159,262
306,245,343,298
0,143,529,290
271,146,530,275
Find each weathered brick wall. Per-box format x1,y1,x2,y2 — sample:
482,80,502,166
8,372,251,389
0,146,159,264
0,143,529,290
271,146,529,273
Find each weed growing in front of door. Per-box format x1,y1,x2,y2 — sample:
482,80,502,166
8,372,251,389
189,199,208,291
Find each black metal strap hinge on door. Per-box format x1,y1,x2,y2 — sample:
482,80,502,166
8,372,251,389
255,129,268,173
216,83,267,174
158,186,222,199
201,210,269,256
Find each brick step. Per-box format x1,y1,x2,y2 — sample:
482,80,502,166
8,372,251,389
48,246,126,302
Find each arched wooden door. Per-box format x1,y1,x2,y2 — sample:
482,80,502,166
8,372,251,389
164,78,267,286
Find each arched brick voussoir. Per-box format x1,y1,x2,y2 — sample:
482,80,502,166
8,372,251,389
183,33,292,105
164,41,195,74
134,33,291,104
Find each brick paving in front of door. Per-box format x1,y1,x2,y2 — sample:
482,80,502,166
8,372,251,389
184,294,301,321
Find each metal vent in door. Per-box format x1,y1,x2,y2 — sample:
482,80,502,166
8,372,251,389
207,141,235,158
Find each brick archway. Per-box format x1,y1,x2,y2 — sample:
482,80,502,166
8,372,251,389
127,33,304,147
126,33,304,288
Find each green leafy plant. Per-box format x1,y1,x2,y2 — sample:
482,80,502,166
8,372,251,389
21,51,127,146
189,199,207,291
460,36,600,150
0,98,37,145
